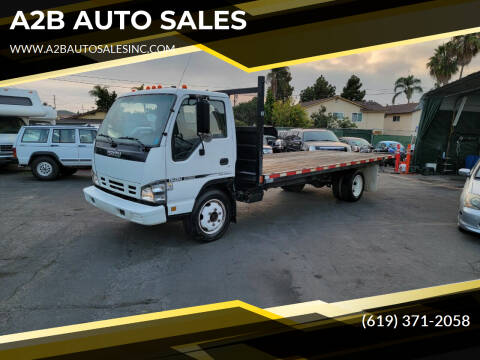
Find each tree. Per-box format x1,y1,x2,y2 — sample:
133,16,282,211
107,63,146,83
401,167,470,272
267,67,293,102
449,34,480,79
233,96,257,126
392,75,423,104
299,75,336,102
310,106,336,128
264,89,275,125
341,75,366,101
132,84,145,90
310,106,357,129
335,117,357,129
88,85,117,112
271,100,311,128
427,43,458,87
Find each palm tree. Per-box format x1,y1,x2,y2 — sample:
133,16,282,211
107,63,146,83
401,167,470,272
449,34,480,79
132,84,145,91
88,85,117,112
427,43,458,87
392,75,423,104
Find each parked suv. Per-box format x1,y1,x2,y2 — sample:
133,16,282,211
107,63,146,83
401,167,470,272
14,125,97,180
282,129,351,152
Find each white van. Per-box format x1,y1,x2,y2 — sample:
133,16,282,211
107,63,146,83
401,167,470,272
0,88,56,166
14,125,97,180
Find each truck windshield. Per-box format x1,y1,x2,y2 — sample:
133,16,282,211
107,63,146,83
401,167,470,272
303,131,339,142
98,94,176,147
0,116,24,134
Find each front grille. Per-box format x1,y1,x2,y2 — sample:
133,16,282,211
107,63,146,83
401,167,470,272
0,145,13,151
315,146,347,151
99,175,139,197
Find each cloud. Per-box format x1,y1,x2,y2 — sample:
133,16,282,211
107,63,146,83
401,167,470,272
12,36,480,111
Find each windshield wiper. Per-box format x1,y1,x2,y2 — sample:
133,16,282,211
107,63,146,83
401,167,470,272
117,136,147,151
97,133,116,145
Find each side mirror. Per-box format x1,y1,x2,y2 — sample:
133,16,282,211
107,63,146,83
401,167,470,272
196,100,210,134
459,168,471,177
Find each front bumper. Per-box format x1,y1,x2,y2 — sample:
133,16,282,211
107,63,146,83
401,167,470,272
0,154,16,164
83,186,167,226
458,206,480,234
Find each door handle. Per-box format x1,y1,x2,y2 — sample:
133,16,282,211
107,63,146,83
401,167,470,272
50,144,59,147
78,145,87,147
220,158,229,165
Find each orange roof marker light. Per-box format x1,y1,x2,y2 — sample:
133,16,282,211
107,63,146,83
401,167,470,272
158,84,162,89
182,84,187,89
152,85,157,89
132,89,136,92
146,86,151,90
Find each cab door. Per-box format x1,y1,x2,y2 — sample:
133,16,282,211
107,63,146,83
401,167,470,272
165,96,235,216
51,128,79,166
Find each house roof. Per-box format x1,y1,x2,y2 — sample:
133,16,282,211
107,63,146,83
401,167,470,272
63,109,106,119
300,96,385,112
384,102,420,115
353,100,385,112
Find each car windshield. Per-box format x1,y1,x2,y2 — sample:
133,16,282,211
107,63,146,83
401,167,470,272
0,116,24,134
350,138,370,146
98,94,176,147
303,131,339,142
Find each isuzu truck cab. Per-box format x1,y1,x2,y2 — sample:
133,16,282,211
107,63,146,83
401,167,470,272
84,77,392,241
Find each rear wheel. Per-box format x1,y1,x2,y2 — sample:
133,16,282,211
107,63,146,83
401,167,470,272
341,170,365,202
183,189,232,242
281,184,305,192
31,156,60,181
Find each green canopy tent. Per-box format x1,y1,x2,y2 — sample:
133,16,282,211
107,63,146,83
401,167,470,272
414,71,480,173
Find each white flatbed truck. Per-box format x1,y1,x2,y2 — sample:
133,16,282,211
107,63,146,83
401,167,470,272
83,77,392,241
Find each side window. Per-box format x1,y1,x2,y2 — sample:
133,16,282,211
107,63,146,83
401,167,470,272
172,99,200,162
171,99,227,161
52,129,76,143
79,129,97,144
21,128,49,143
209,100,227,138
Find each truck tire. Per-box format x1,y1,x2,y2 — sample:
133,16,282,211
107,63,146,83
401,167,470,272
281,184,305,192
332,175,344,200
341,170,365,202
184,189,232,242
31,156,60,181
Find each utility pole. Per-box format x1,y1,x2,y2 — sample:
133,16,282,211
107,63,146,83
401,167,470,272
53,95,56,109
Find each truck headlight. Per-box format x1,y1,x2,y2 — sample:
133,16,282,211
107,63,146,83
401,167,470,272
92,171,100,186
465,193,480,210
141,181,166,204
308,145,316,151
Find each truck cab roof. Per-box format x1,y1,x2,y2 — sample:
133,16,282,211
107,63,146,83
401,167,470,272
118,88,230,99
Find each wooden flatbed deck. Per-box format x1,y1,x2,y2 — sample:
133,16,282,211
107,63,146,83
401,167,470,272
262,151,392,182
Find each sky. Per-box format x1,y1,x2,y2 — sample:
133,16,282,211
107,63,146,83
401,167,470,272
16,36,480,113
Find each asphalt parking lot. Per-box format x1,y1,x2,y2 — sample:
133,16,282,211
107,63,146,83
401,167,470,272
1,165,480,335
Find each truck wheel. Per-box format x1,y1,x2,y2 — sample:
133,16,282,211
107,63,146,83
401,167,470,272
341,170,365,202
281,184,305,192
332,175,344,200
184,189,232,242
31,156,60,181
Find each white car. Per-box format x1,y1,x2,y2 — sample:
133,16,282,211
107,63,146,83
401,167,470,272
458,164,480,234
14,125,97,180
